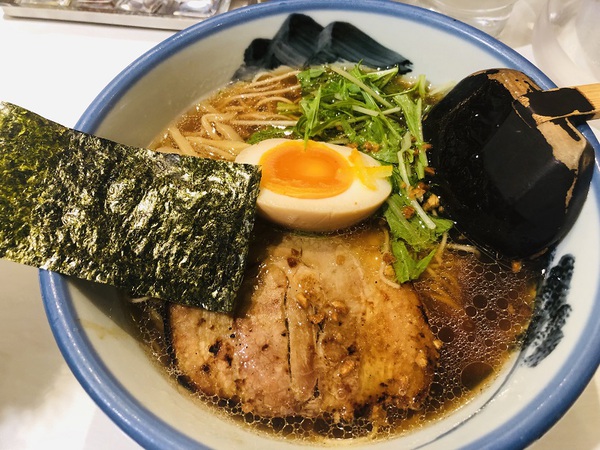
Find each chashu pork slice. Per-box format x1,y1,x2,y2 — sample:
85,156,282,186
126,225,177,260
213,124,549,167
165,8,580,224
169,224,440,421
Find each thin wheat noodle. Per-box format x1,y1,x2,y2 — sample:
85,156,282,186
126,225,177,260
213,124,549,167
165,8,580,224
251,68,300,85
244,82,294,93
186,136,250,153
376,228,402,289
434,232,448,264
200,113,236,140
428,289,461,310
445,243,480,256
379,261,401,289
220,105,250,113
198,144,237,161
214,122,244,142
423,266,461,310
197,102,218,113
431,267,460,294
423,285,461,310
382,228,392,253
202,112,236,122
168,127,197,156
238,112,296,121
231,119,298,127
220,85,300,105
256,96,295,107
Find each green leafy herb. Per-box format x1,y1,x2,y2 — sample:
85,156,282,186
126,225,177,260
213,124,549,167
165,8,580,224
254,63,453,283
0,102,261,312
384,194,453,282
247,127,297,144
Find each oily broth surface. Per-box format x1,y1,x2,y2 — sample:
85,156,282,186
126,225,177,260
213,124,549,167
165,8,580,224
126,225,542,442
131,70,545,442
413,251,542,417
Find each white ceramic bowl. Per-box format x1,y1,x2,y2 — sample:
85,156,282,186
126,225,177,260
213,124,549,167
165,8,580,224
42,1,600,449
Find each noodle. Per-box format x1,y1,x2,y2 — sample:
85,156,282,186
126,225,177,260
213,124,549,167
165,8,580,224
140,66,546,442
256,96,295,107
152,68,301,158
218,85,301,104
167,127,196,156
186,137,247,160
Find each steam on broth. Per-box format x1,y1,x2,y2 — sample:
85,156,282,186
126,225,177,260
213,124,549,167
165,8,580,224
128,65,546,442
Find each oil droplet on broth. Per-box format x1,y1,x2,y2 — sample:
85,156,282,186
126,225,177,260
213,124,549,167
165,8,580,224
461,362,494,391
123,244,544,443
413,249,543,422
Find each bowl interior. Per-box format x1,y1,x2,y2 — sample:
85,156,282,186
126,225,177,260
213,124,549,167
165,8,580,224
42,2,600,449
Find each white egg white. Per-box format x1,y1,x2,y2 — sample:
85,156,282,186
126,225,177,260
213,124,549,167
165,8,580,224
235,138,392,232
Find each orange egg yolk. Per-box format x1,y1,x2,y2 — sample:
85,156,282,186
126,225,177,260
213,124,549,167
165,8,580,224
258,140,354,199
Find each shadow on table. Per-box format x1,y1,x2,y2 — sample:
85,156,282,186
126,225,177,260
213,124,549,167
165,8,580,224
0,261,67,443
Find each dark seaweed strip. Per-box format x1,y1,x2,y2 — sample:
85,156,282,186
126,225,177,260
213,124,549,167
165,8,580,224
0,102,261,313
234,14,324,79
233,13,412,80
309,21,412,71
262,14,325,69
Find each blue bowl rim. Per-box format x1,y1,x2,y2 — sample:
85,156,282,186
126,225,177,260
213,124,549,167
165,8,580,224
41,1,600,449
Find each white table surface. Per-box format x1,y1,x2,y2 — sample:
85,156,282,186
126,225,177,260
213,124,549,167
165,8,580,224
0,3,599,449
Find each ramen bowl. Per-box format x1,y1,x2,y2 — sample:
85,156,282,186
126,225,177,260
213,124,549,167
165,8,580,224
42,1,600,449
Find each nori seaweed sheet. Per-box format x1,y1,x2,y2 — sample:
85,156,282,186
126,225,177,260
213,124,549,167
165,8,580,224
233,14,412,80
0,102,261,313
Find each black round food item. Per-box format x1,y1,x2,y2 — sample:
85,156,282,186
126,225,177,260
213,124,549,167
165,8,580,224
424,69,595,259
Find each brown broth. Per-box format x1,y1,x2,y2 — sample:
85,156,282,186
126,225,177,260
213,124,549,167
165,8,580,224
128,69,546,443
412,250,543,422
125,227,544,443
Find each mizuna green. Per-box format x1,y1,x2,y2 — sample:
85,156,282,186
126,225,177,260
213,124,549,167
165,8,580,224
261,64,454,282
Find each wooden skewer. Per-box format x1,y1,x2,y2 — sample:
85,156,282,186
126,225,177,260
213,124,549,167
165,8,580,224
515,83,600,125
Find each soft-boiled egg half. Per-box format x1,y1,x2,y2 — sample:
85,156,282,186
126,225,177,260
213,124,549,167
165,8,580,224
235,138,393,232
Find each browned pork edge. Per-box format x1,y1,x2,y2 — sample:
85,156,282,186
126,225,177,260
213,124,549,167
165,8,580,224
167,225,440,422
